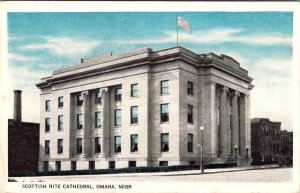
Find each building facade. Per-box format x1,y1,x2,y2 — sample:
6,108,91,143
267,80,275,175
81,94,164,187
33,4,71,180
251,118,293,165
36,46,253,171
8,90,40,174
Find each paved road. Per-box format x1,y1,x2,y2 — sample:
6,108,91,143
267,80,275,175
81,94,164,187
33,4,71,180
13,168,292,183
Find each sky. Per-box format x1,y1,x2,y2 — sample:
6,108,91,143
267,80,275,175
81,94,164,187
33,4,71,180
7,12,293,131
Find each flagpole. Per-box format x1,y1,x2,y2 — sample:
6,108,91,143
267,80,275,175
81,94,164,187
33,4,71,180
176,14,178,46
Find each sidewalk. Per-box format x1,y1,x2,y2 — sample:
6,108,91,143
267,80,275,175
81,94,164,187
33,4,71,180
11,164,281,181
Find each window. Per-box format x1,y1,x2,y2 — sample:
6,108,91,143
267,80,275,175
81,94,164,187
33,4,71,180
188,105,193,123
115,86,122,101
161,104,169,122
115,136,121,153
187,82,193,95
159,161,168,166
131,134,138,152
71,161,76,171
131,84,138,97
45,118,50,132
95,91,101,104
131,106,138,124
58,115,63,130
58,96,64,108
95,137,101,153
55,161,61,171
89,161,95,170
109,161,115,169
77,95,83,106
115,109,121,126
188,134,193,152
77,138,82,154
45,140,50,155
77,114,83,129
189,161,195,165
129,161,136,167
161,80,169,94
57,139,63,154
43,161,49,172
95,112,101,128
45,100,50,112
161,133,169,152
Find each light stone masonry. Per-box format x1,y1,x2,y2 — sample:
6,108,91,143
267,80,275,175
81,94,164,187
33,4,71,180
36,46,253,171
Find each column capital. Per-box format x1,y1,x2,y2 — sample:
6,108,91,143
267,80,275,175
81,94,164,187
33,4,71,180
81,91,89,96
100,87,109,93
230,90,240,97
204,80,216,86
220,86,229,93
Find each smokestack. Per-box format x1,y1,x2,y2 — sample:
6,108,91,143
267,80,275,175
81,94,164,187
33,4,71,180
13,90,22,122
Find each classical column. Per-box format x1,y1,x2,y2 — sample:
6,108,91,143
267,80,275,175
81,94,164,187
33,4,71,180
82,91,91,157
219,86,230,157
239,94,246,156
203,81,217,159
230,91,240,156
100,87,111,157
245,94,251,158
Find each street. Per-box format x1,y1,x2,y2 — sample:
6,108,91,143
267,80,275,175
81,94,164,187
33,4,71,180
12,167,292,183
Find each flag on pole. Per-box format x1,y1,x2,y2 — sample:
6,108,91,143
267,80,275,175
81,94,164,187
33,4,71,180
177,17,192,34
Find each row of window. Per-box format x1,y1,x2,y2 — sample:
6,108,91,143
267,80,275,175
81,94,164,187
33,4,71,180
46,104,193,132
45,81,194,112
44,159,195,172
44,133,194,155
45,103,194,132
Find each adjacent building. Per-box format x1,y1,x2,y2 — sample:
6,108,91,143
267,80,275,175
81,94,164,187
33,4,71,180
251,118,293,165
36,46,253,171
8,90,40,174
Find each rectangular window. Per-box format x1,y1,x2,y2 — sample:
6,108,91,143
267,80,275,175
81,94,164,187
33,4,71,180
115,86,122,101
159,161,168,166
131,84,138,97
161,80,169,94
188,134,193,152
115,109,121,126
161,133,169,152
58,115,63,130
58,96,64,108
45,140,50,155
77,114,83,129
77,138,82,154
89,161,95,170
95,137,101,153
71,161,76,171
188,104,193,123
55,161,61,171
45,100,50,112
77,95,83,106
109,161,115,169
115,136,121,153
45,118,50,132
131,106,138,124
129,161,136,167
95,112,101,128
131,134,138,152
95,91,101,104
43,161,49,172
187,81,193,95
161,104,169,122
57,139,63,154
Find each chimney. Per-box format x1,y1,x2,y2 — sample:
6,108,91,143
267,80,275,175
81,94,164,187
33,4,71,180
13,90,22,122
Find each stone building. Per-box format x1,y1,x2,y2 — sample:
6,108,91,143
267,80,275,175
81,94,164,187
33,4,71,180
36,46,253,171
251,118,293,165
8,90,40,174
